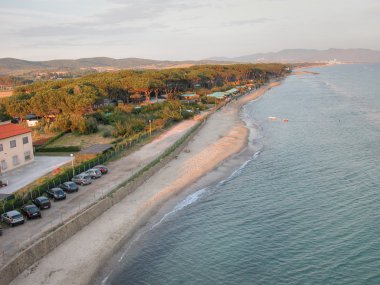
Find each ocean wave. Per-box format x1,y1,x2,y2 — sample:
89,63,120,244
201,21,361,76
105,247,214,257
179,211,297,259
218,150,261,187
115,147,263,268
115,187,208,265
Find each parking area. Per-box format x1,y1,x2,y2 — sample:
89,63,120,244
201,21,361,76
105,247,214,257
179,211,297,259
0,156,73,195
0,119,198,267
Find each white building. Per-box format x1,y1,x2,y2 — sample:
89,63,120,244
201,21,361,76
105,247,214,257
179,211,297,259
0,121,34,174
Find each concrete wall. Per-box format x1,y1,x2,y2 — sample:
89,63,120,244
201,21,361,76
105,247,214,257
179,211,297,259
0,120,204,285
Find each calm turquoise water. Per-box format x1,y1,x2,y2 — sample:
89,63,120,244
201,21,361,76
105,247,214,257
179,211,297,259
104,64,380,284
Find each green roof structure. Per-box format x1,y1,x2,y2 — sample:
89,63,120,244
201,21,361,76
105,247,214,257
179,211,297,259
207,92,226,99
180,93,198,97
224,88,239,96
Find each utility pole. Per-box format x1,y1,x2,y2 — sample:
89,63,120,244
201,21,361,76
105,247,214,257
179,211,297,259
70,154,75,177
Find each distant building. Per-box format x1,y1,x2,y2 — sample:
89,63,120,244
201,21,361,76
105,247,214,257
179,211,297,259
179,93,200,103
23,114,40,127
0,121,34,174
26,119,40,127
206,92,227,101
223,88,240,97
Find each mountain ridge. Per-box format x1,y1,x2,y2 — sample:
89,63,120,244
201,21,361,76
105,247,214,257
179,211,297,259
1,48,380,75
208,48,380,63
0,57,233,75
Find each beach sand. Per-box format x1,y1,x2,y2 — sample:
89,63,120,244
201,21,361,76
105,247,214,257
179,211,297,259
10,82,280,285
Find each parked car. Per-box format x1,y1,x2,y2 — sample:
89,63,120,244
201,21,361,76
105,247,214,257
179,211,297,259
33,196,51,210
59,181,79,193
84,168,102,179
21,204,42,219
46,187,66,201
1,210,25,227
72,173,92,186
93,165,108,174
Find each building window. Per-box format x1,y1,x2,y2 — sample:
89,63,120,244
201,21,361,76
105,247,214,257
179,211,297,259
23,136,29,144
1,160,7,171
10,140,16,148
0,144,3,152
12,155,19,166
24,151,31,161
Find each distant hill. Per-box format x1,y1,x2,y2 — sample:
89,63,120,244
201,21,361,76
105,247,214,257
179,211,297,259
209,48,380,63
2,48,379,76
0,57,231,75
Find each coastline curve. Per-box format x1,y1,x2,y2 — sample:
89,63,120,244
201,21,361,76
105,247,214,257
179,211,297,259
5,82,282,285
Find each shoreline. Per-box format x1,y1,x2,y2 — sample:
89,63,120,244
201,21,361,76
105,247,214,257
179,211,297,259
10,81,281,285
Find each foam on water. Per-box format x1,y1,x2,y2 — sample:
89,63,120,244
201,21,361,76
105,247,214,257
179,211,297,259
116,187,208,263
114,149,261,269
101,188,209,284
218,150,261,186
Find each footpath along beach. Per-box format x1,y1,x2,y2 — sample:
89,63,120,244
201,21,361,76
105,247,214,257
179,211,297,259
9,82,280,285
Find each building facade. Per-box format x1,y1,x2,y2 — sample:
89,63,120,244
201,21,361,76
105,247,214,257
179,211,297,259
0,121,34,174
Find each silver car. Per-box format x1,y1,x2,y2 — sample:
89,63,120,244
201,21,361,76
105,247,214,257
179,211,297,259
84,168,102,179
1,210,25,227
72,173,92,185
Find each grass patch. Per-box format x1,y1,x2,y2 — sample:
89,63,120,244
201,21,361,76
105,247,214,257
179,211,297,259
48,125,114,149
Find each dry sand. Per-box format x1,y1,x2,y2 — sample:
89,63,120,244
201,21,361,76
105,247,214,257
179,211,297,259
10,82,280,285
292,70,320,75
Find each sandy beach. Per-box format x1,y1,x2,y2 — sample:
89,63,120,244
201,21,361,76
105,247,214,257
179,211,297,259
10,82,280,285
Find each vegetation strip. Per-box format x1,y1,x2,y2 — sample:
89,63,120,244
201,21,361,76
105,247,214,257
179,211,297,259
0,64,288,135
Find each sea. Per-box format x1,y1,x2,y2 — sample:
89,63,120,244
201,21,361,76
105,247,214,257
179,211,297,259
99,64,380,285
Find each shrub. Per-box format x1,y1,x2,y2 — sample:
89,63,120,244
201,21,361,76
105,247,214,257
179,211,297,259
112,117,146,138
85,117,98,134
36,146,81,152
182,110,194,119
70,115,98,134
162,100,182,121
102,129,112,137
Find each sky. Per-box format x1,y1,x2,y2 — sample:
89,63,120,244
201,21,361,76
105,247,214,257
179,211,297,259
1,0,379,61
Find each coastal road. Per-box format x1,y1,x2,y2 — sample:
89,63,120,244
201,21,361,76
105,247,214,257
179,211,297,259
0,119,198,268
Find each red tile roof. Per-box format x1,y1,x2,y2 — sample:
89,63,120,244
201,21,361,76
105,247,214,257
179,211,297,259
0,123,31,140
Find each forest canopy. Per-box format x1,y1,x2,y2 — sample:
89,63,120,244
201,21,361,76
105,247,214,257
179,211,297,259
0,63,289,135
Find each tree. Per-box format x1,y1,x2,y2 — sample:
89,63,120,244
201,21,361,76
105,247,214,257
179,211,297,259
162,100,182,121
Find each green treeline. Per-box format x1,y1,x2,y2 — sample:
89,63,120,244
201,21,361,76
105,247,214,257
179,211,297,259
0,64,289,137
0,76,33,87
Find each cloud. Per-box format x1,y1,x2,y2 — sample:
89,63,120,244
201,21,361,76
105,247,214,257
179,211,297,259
1,8,61,18
21,38,126,48
16,24,146,38
11,0,208,39
229,18,273,26
95,0,210,23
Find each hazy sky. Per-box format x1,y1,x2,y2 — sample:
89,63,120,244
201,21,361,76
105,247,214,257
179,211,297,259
1,0,379,60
